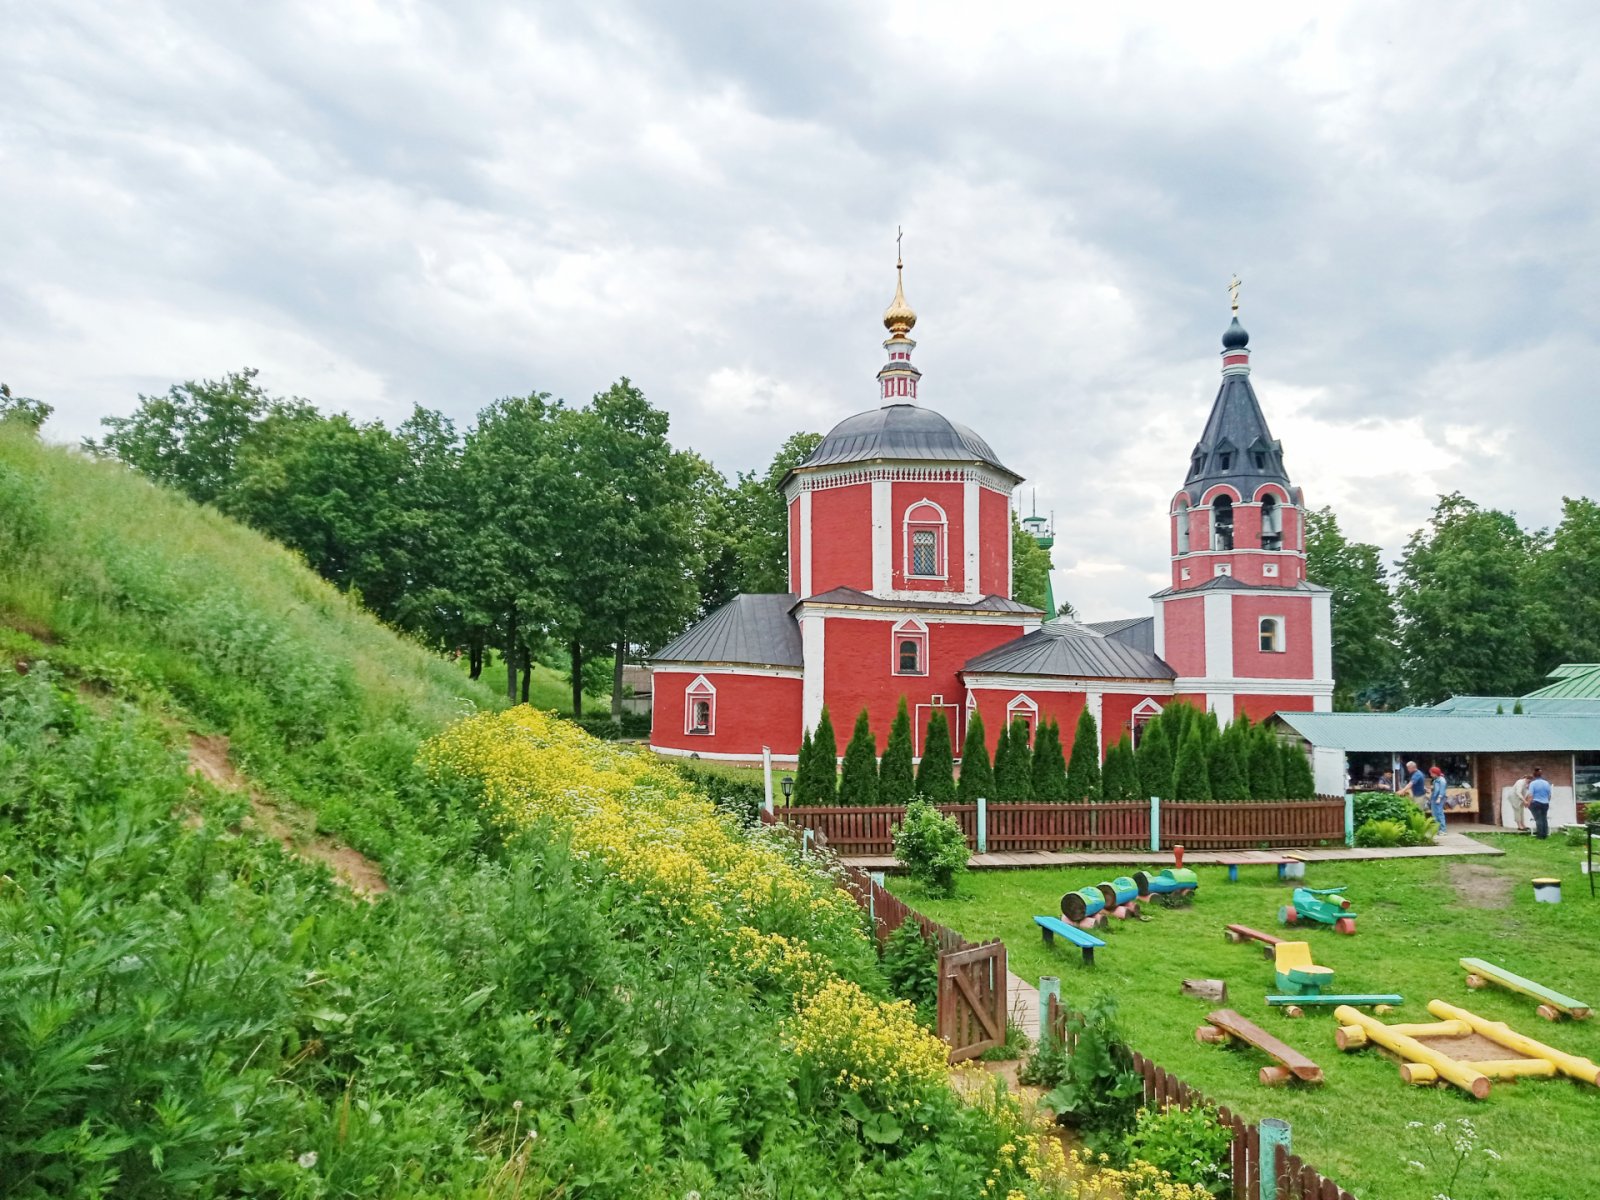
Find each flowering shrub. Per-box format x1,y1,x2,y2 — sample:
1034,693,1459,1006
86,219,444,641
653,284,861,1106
1119,1104,1233,1196
784,977,948,1103
421,706,1201,1199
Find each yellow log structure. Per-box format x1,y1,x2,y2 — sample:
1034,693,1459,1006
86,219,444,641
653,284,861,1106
1333,1005,1492,1098
1428,1000,1600,1086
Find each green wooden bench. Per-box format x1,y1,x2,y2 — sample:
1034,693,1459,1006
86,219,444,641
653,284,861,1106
1461,957,1592,1021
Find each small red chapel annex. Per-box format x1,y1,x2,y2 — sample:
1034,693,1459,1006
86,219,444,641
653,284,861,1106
649,262,1333,765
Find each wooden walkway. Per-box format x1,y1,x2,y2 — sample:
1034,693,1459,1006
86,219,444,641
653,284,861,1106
842,829,1503,872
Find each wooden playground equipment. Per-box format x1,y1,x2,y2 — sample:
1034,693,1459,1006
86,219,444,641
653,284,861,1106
1033,914,1105,964
1132,865,1200,900
1279,886,1357,935
1196,1008,1324,1086
1274,941,1336,995
1333,999,1600,1098
1224,923,1286,959
1461,957,1592,1021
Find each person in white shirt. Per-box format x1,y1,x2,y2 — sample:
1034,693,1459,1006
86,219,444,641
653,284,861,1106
1507,776,1530,831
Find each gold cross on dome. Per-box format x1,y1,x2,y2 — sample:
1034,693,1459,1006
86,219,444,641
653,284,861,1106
1228,274,1242,313
896,225,904,266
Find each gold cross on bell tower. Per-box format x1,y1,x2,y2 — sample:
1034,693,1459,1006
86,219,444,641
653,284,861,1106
1227,274,1242,314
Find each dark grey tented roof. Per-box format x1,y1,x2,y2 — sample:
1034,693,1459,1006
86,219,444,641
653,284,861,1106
1149,577,1331,599
651,594,801,668
962,622,1176,681
784,403,1021,484
1181,324,1292,504
799,586,1039,614
1085,616,1155,654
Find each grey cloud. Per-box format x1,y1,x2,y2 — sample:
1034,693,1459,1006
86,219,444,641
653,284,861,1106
3,0,1597,619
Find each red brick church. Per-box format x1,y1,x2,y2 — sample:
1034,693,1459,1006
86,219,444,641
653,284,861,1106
649,261,1333,765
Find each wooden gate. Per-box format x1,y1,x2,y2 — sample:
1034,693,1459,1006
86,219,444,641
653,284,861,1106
938,939,1007,1062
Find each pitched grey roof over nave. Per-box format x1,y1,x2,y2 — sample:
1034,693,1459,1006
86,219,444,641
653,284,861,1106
798,586,1039,614
1084,616,1156,654
787,403,1021,483
961,621,1176,681
651,593,802,668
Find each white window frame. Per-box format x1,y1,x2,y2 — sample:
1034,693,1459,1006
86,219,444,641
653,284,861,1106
684,674,717,735
1174,498,1191,555
891,617,929,676
1259,616,1285,654
1130,698,1164,747
902,499,948,580
1005,693,1039,745
1214,562,1232,577
1262,561,1279,577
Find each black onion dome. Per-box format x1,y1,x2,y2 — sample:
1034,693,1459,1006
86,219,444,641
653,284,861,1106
792,403,1020,481
1221,317,1250,349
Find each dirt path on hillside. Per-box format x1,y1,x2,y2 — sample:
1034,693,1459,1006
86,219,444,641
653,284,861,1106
186,733,387,898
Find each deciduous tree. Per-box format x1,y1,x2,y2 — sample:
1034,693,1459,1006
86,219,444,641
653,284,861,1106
1304,506,1402,709
1011,515,1054,612
1396,492,1546,702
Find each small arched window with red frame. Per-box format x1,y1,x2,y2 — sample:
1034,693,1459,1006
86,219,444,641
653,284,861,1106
684,675,717,735
892,618,929,676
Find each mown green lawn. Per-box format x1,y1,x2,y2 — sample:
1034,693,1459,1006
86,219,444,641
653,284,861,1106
893,835,1600,1200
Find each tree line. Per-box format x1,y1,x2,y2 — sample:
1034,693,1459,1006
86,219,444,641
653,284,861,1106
1304,494,1600,708
79,369,1060,715
789,698,1315,805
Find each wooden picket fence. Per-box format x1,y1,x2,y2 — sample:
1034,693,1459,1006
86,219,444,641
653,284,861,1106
1048,995,1357,1200
760,815,1008,1062
778,797,1345,857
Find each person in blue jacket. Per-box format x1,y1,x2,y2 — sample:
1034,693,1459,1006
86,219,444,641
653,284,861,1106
1527,766,1552,839
1428,766,1447,829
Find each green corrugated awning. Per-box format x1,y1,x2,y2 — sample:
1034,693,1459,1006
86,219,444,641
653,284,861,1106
1275,712,1600,753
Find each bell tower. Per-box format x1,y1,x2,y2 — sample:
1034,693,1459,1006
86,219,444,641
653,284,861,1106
1152,284,1334,721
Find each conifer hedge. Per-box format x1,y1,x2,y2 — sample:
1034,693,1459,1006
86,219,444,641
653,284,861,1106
838,708,879,806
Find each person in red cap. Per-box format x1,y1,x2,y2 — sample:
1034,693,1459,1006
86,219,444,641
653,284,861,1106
1428,765,1447,829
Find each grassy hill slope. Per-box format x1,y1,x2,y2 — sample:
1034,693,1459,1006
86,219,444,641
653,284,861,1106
0,426,502,878
1,428,1103,1200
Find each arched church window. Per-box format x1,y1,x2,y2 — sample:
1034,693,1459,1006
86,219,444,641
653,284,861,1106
903,501,947,579
683,676,717,735
1260,494,1282,550
1211,497,1234,551
1259,617,1283,653
892,618,928,676
1175,499,1190,555
899,639,920,673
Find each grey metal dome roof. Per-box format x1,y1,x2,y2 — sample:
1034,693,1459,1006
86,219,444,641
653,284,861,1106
792,403,1020,480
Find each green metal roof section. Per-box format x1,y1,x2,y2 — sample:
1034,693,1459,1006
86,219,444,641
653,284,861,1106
1396,694,1600,717
1524,664,1600,700
1275,711,1600,753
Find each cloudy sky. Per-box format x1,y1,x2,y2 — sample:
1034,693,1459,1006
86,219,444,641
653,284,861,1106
5,1,1597,618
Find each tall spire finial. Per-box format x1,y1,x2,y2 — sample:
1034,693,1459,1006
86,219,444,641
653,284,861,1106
1227,273,1242,315
883,227,917,338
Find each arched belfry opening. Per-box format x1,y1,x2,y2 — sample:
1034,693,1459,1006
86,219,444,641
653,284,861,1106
1260,494,1282,550
1211,496,1234,551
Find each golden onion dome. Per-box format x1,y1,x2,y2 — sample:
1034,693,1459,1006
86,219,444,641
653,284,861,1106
882,260,917,337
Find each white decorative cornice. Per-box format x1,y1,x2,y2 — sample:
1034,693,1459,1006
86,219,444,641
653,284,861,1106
783,463,1017,502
